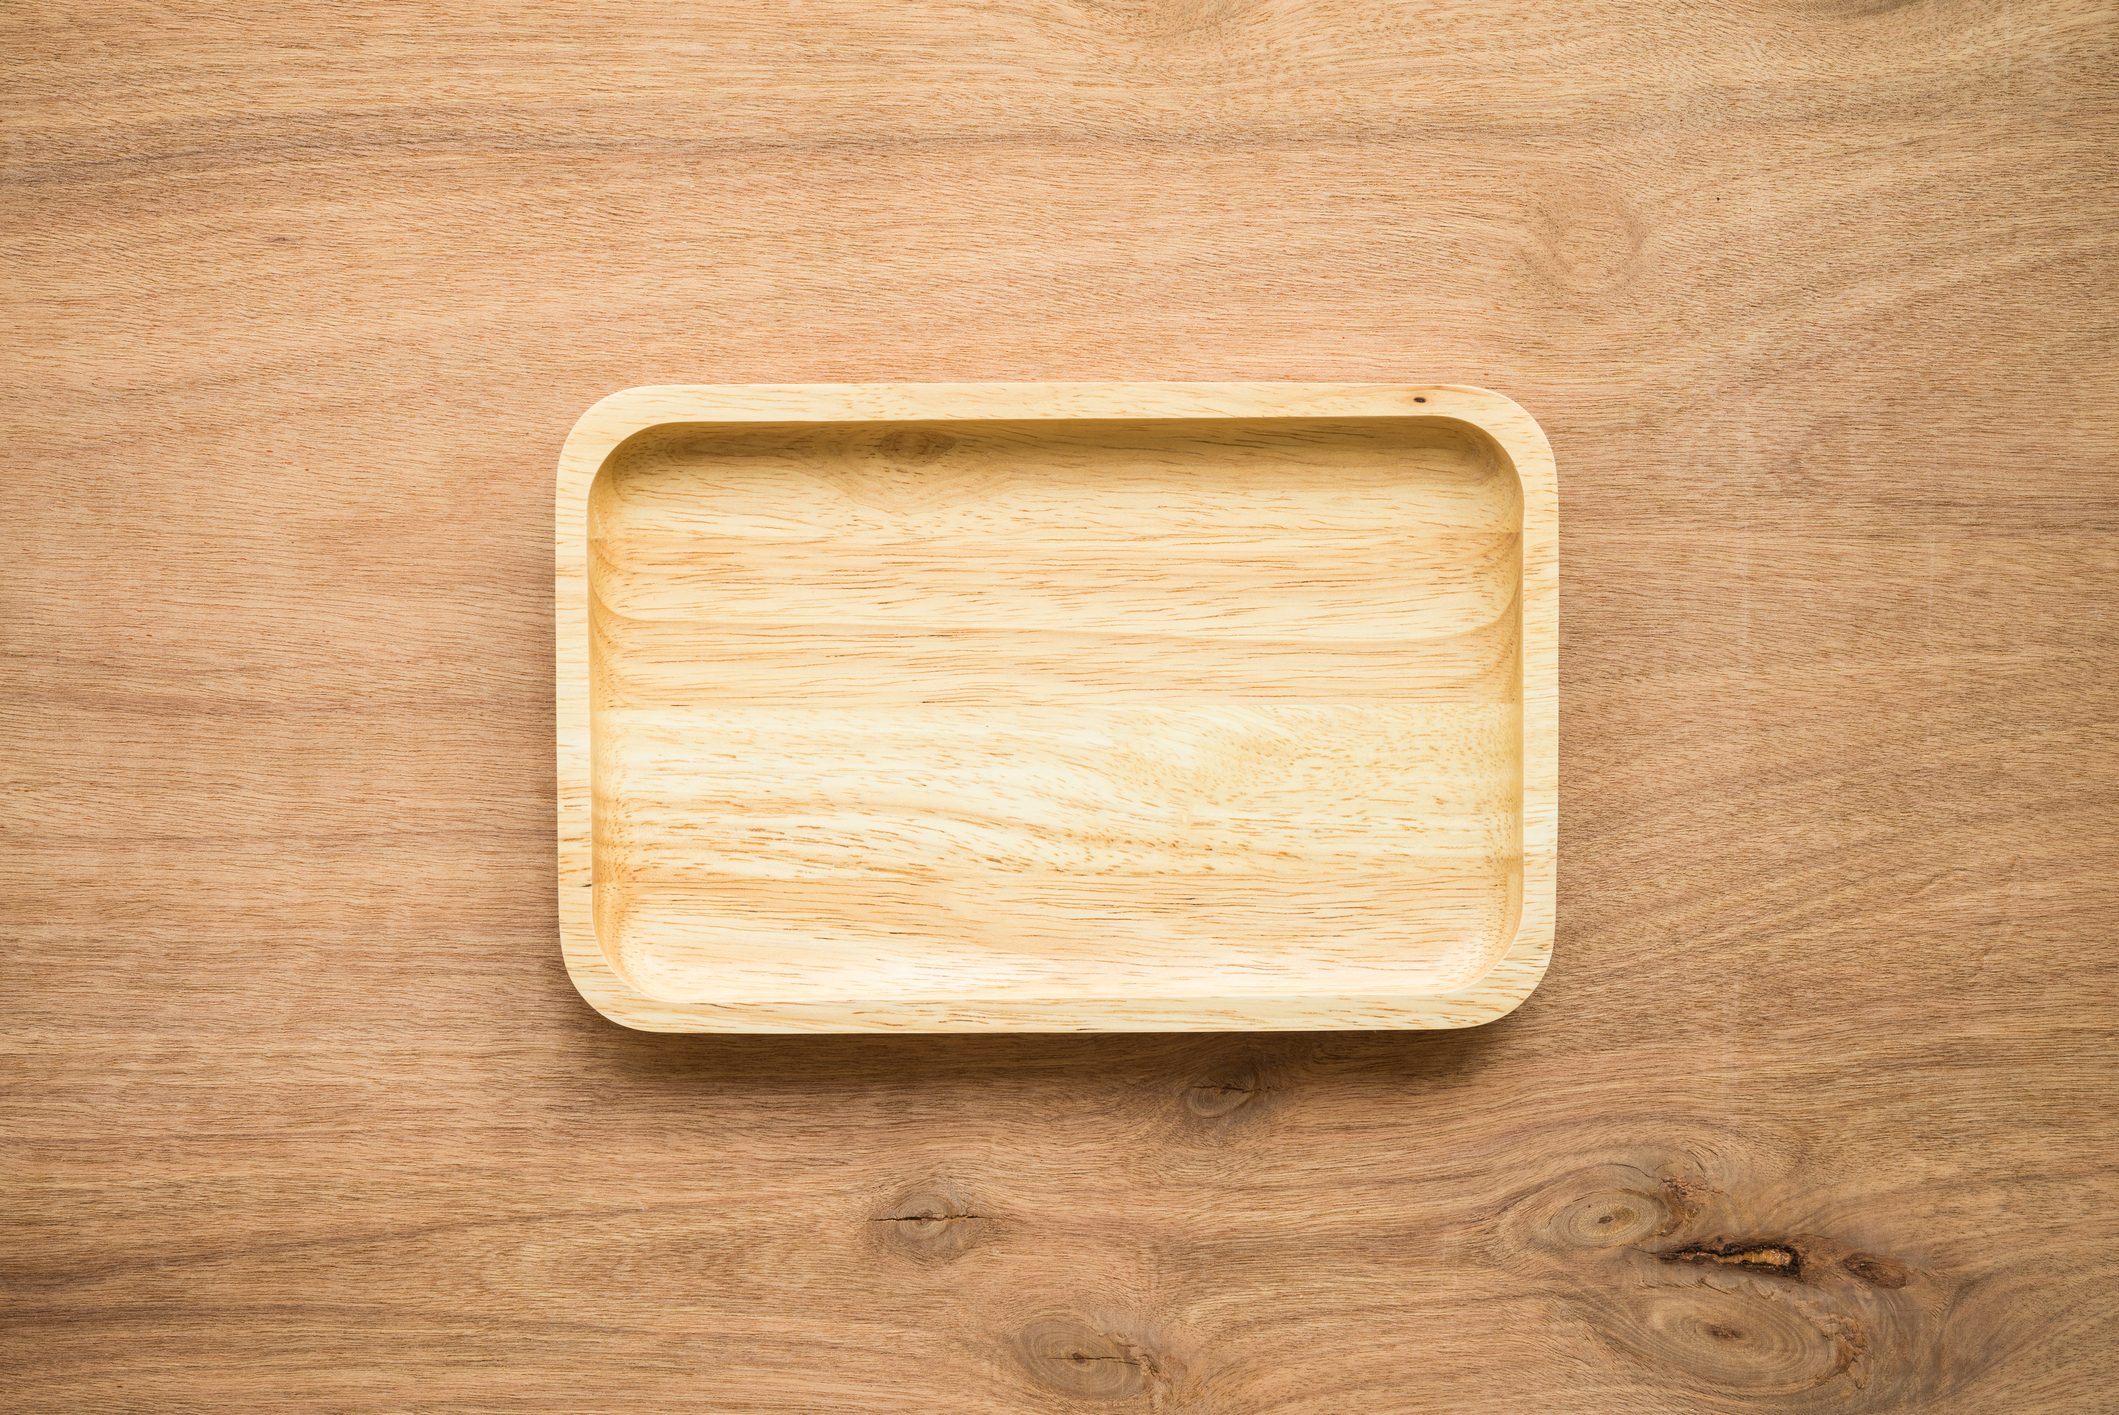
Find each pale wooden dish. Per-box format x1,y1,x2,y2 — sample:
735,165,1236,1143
556,384,1555,1031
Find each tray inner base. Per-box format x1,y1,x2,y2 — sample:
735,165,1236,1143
588,417,1524,1007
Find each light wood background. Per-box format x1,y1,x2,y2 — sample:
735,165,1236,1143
4,3,2115,1410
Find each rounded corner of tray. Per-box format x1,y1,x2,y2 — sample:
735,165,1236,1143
559,944,680,1032
556,386,693,502
1443,903,1554,1028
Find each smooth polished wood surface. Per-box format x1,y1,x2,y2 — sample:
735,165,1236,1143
4,2,2115,1410
561,384,1556,1031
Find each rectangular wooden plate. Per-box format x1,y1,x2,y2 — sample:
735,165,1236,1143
557,384,1555,1031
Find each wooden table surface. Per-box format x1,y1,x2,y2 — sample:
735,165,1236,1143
5,4,2116,1410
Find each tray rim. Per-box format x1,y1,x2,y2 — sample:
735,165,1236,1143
556,382,1556,1032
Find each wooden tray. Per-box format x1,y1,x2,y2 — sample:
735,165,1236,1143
556,384,1555,1031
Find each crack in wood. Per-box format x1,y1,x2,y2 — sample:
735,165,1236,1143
1658,1239,1805,1279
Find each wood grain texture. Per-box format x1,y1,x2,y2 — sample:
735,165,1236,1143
3,0,2116,1409
560,383,1556,1031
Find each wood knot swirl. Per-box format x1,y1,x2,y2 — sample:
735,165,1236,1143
870,1182,989,1263
1495,1155,1946,1408
872,427,955,464
1841,1251,1910,1289
1545,1183,1676,1249
1503,1165,1691,1254
1601,1284,1861,1397
1182,1059,1273,1119
1012,1316,1180,1403
1525,183,1648,299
